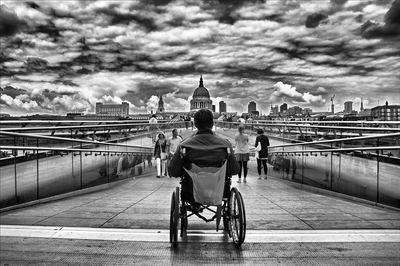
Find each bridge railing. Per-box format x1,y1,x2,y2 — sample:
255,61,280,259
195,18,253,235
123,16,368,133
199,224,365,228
215,121,400,208
0,121,189,209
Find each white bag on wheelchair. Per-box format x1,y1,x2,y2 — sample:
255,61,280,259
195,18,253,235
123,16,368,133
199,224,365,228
184,160,227,206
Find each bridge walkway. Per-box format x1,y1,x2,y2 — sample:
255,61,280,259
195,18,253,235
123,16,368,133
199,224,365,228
1,167,400,264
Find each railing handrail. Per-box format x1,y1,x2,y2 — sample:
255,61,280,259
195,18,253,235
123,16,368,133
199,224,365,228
255,120,400,125
268,132,400,149
0,145,152,154
216,121,400,131
0,121,186,132
268,145,400,154
0,131,154,149
0,119,178,124
2,119,399,125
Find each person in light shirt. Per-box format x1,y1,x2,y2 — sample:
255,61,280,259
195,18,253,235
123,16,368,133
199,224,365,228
234,126,250,183
149,114,158,143
166,128,182,177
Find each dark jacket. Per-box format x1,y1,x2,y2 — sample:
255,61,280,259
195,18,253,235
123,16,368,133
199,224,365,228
154,139,167,158
168,129,239,177
255,134,270,159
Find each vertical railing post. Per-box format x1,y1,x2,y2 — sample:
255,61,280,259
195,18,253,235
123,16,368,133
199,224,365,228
80,142,83,189
107,146,110,183
330,143,333,190
13,136,18,202
376,138,380,205
14,150,17,202
301,146,304,185
36,138,39,200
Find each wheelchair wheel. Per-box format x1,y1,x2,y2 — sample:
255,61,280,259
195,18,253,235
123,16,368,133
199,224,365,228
180,201,187,237
228,187,246,248
169,187,180,247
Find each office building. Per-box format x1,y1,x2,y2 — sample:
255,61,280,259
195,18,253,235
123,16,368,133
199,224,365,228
248,101,256,114
219,101,227,113
280,103,288,113
371,101,400,121
95,102,129,117
344,101,353,113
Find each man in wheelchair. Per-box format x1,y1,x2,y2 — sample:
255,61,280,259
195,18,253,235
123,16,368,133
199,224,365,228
168,109,239,210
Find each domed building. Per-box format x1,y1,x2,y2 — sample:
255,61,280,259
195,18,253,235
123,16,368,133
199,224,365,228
190,75,212,112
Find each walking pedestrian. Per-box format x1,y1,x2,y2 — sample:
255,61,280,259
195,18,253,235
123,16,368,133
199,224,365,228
167,128,182,177
154,132,167,178
255,128,270,179
235,126,250,183
149,114,158,143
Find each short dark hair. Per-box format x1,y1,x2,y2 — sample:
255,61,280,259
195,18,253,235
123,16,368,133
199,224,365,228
194,109,214,130
257,128,264,134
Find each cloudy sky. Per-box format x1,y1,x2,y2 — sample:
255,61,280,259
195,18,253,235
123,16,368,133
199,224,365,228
1,0,399,116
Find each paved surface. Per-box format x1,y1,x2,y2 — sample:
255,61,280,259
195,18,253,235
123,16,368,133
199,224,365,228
1,168,400,230
1,236,399,265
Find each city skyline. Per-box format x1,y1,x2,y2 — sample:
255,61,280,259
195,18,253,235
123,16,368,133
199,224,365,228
1,0,400,116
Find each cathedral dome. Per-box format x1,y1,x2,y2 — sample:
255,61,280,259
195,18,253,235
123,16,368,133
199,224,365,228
192,76,210,99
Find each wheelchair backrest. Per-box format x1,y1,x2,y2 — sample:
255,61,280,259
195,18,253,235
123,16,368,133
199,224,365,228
181,147,229,206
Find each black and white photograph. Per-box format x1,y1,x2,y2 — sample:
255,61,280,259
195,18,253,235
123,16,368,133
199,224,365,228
1,0,399,264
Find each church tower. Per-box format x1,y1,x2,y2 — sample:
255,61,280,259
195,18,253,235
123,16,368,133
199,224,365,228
158,95,165,113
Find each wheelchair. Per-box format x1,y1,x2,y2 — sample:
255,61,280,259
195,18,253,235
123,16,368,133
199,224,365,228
169,148,246,248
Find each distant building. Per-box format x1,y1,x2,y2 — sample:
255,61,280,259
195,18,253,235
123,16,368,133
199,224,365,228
358,109,372,120
360,97,364,111
248,101,256,114
95,102,129,117
219,101,227,113
250,110,259,117
270,105,279,116
190,75,212,112
371,101,400,121
344,101,353,113
280,103,288,113
288,106,303,116
302,108,312,115
0,113,11,118
157,95,165,113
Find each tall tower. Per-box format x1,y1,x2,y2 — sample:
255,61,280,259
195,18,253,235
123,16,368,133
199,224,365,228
248,101,256,113
360,97,364,111
158,95,165,113
344,101,353,113
330,95,335,114
219,101,226,113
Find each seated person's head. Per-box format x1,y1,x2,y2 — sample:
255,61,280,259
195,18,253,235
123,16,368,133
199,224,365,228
194,109,213,131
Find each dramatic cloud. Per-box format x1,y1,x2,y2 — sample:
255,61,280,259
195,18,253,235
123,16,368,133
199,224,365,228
0,0,399,116
0,5,24,36
305,13,327,28
270,82,326,106
361,0,400,38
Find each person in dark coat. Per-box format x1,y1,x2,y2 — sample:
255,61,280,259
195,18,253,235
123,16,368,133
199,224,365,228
255,128,270,179
154,132,167,178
